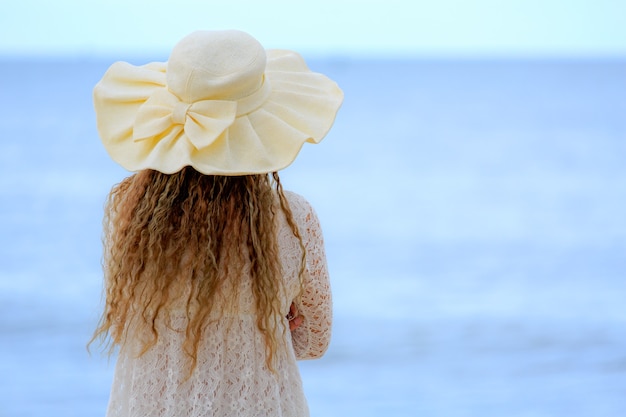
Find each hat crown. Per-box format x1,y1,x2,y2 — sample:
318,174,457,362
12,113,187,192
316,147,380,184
166,30,267,103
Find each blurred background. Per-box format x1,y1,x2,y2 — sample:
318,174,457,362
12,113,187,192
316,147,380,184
1,1,625,416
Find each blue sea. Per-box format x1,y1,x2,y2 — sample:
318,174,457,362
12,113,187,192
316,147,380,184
1,57,625,416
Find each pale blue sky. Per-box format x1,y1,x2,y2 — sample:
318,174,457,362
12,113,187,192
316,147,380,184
1,0,625,57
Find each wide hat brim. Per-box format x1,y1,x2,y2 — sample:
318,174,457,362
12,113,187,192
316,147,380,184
93,47,343,175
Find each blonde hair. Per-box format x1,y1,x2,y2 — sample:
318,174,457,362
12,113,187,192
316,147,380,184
89,167,305,373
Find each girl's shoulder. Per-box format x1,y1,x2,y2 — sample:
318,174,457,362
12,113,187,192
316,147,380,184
283,189,310,208
282,190,317,219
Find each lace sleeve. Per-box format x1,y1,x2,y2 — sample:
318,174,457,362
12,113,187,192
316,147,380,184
286,192,333,360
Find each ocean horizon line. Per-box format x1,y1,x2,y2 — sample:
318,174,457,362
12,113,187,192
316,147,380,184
1,50,625,64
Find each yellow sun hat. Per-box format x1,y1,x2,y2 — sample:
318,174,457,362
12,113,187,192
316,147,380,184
93,30,343,175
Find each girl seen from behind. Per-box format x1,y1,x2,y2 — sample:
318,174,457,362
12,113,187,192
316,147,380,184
90,30,343,417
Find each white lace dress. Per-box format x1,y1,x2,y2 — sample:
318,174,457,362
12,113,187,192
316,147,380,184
105,191,332,417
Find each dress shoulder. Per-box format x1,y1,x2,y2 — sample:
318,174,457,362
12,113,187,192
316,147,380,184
283,190,315,215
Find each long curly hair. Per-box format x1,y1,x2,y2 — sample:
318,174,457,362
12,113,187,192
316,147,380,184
89,167,305,373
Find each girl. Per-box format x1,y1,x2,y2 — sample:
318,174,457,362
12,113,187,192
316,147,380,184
90,30,343,417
